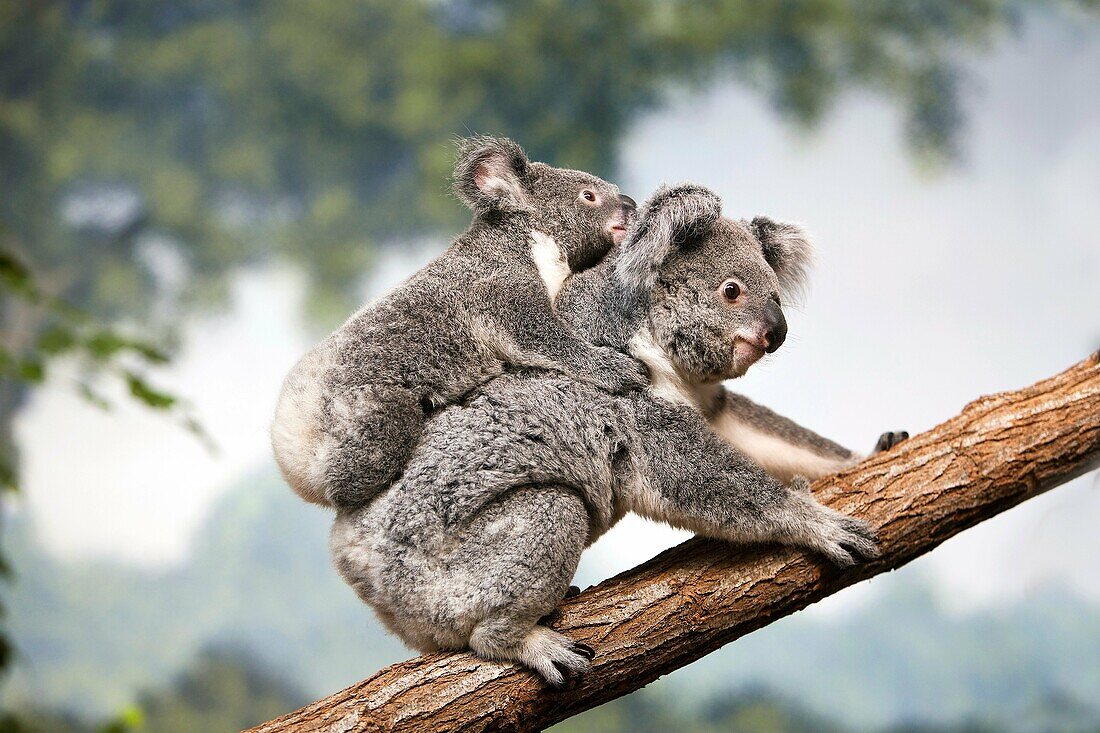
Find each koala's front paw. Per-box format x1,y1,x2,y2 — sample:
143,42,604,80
800,497,880,568
872,430,910,455
590,348,648,394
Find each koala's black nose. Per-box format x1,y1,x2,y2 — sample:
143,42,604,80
620,194,637,212
764,300,787,353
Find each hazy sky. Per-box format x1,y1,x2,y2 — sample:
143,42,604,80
14,12,1099,612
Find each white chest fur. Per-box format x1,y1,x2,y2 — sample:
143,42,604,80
628,327,718,409
529,231,571,301
627,326,848,483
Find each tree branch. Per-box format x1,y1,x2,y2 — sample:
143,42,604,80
248,353,1100,733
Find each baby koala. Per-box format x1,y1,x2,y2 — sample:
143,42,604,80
272,136,643,509
331,184,893,687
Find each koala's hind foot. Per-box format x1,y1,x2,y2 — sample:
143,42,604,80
470,620,594,688
872,431,909,454
321,383,425,508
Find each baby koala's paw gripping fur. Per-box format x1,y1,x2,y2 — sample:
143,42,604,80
791,478,880,568
587,347,649,395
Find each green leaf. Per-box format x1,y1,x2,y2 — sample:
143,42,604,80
96,706,144,733
124,372,176,410
36,324,77,356
84,331,132,361
126,341,170,365
85,331,169,364
17,360,44,383
0,251,36,299
0,453,16,493
182,414,217,455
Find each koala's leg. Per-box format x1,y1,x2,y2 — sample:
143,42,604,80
709,390,910,475
346,480,594,687
319,383,425,508
459,485,594,688
707,389,858,483
629,395,879,567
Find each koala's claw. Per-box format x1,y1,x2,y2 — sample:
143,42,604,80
564,585,581,599
872,430,910,454
549,645,594,688
549,661,578,690
572,641,596,660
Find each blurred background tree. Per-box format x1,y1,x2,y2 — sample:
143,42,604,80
3,0,1043,329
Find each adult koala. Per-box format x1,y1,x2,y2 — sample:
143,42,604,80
331,185,897,687
272,137,643,510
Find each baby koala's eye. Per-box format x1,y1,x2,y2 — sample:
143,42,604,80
580,189,598,204
721,280,742,301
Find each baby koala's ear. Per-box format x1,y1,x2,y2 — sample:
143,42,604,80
616,184,722,292
749,216,815,300
453,136,532,215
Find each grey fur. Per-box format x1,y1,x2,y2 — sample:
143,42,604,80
614,183,723,295
272,136,644,509
329,184,886,686
748,216,815,301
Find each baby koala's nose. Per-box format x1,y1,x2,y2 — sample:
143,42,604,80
620,194,637,212
763,300,787,353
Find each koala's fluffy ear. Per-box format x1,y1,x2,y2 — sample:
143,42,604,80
453,136,532,215
616,184,722,292
750,216,815,300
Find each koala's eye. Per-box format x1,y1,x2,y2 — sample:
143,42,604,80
721,280,742,301
580,189,598,204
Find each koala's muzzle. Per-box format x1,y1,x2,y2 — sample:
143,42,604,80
763,299,787,353
608,195,637,245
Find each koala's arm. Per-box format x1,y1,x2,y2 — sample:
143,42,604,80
705,389,857,483
706,389,909,481
625,394,877,567
482,276,644,394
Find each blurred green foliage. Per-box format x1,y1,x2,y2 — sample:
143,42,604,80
5,649,305,733
0,246,202,488
131,649,304,733
0,240,202,721
3,0,1072,328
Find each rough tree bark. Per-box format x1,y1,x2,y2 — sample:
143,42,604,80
248,353,1100,733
